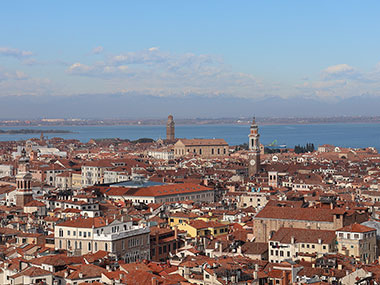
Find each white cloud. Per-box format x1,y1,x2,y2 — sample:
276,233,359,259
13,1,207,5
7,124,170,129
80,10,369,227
0,69,28,82
0,47,33,59
68,63,94,74
322,63,361,81
66,48,265,98
92,46,104,54
324,64,354,75
295,62,380,100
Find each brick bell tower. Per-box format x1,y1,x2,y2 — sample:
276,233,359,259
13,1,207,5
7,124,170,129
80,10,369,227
166,115,175,141
248,117,261,177
15,149,34,207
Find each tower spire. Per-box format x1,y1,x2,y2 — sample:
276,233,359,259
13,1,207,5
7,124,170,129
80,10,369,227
248,116,261,177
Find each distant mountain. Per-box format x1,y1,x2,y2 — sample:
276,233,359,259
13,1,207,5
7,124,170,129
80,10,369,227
0,93,379,119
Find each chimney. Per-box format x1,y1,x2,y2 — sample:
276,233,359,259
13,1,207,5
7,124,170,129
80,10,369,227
253,267,258,280
318,238,322,244
237,245,242,255
79,272,83,278
219,242,223,254
183,266,190,279
174,226,178,240
291,236,295,244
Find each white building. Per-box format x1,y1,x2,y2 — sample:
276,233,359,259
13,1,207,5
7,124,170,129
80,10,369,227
147,149,174,161
55,216,150,262
0,164,13,178
268,227,336,263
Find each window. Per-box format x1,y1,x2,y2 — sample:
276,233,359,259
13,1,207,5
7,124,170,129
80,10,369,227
59,229,63,237
88,242,91,251
67,230,70,236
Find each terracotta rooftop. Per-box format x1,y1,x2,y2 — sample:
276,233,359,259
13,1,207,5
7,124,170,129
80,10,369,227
270,227,336,244
337,223,376,233
255,206,336,222
105,183,212,198
57,216,114,229
176,138,228,146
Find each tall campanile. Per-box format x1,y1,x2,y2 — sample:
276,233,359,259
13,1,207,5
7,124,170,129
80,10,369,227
15,149,34,207
248,117,261,176
166,115,175,141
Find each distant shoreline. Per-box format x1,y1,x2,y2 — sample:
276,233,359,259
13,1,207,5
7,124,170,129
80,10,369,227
1,117,380,127
0,129,72,135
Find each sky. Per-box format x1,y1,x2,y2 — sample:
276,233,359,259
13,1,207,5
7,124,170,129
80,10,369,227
1,1,380,118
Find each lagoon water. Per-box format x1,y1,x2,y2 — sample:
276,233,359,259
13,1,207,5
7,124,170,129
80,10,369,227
1,123,380,149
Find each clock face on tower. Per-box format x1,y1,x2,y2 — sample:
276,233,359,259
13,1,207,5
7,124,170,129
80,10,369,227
250,159,256,166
